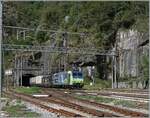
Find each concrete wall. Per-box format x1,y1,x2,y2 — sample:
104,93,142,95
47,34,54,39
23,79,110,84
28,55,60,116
117,81,146,89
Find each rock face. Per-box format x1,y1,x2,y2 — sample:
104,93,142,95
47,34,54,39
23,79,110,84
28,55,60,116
116,29,148,78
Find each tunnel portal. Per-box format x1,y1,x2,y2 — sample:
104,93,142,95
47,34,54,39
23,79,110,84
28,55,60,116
20,74,35,86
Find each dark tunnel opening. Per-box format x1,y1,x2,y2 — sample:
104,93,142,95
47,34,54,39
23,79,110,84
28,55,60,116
20,74,35,86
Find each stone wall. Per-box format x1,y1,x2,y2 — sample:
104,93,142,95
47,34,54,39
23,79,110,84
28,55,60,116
116,29,148,78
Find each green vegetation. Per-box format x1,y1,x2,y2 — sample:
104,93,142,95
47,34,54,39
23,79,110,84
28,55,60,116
76,95,148,110
77,95,113,103
83,77,111,90
15,87,41,95
3,2,149,80
140,55,149,89
141,55,149,81
113,100,136,108
2,100,40,117
4,1,148,50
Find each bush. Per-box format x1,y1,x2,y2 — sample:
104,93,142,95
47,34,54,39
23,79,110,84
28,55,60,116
83,77,111,90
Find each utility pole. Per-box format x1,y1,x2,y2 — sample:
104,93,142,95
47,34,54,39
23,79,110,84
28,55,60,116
2,49,5,90
64,16,69,71
0,1,3,113
112,55,114,89
113,47,117,89
0,1,2,98
114,54,117,88
14,55,17,88
20,55,23,86
63,32,67,71
112,47,117,89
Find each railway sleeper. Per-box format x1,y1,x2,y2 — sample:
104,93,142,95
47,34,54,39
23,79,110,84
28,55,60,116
4,91,82,117
45,89,148,117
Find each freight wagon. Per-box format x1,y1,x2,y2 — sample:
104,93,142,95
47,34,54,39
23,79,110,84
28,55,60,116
30,75,51,87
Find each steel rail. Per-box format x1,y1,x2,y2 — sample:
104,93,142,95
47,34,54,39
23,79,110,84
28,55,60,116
4,91,82,117
48,89,148,117
41,95,118,117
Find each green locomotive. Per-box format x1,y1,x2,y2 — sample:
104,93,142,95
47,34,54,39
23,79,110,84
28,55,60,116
52,70,84,88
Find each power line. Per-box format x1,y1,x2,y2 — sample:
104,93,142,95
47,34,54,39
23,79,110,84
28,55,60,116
2,44,117,56
3,25,84,35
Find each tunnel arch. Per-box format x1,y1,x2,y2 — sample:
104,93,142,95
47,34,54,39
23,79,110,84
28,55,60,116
19,74,35,86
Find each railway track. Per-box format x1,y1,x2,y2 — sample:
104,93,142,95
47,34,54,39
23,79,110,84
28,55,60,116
40,97,117,117
100,91,148,96
40,90,119,117
4,91,82,117
103,89,149,94
4,90,119,117
44,88,148,117
48,88,149,96
4,88,149,117
77,91,149,103
63,89,149,110
55,88,149,103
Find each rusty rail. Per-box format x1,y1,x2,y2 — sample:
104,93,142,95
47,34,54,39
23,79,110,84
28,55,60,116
40,95,118,117
8,90,118,117
4,91,82,117
45,89,148,117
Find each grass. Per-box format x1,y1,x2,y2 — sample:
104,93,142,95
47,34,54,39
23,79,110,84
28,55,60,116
83,77,111,90
75,95,148,110
2,100,40,117
77,95,113,103
113,100,137,108
15,86,41,95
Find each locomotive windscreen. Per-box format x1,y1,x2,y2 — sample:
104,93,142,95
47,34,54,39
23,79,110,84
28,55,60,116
72,71,83,78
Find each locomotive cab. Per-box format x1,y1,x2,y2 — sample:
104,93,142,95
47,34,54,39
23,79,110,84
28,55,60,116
51,70,84,88
67,71,84,88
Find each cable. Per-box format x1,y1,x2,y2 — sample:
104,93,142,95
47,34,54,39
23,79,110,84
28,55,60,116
3,25,84,35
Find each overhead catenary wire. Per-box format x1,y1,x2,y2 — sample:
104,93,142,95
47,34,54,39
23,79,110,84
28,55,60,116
2,44,117,56
3,25,84,35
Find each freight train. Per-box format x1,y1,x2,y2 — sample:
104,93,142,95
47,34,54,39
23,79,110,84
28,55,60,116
30,70,84,88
